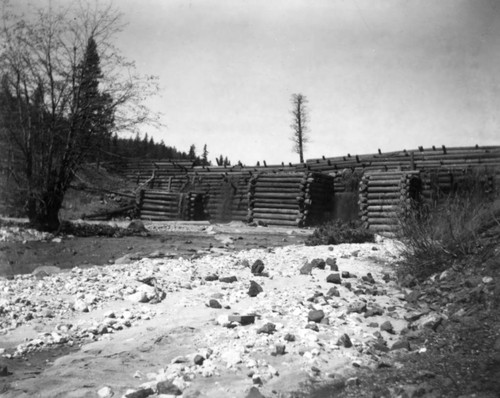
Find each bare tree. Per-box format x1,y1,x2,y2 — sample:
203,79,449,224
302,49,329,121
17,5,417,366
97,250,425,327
290,93,309,163
0,0,161,231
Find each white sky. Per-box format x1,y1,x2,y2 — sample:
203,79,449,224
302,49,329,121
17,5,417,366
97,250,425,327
12,0,500,164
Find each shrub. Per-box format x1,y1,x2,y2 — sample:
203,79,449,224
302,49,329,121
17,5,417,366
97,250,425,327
396,173,500,281
305,219,375,246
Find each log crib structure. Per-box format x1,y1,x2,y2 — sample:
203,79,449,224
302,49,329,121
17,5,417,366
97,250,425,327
99,145,500,230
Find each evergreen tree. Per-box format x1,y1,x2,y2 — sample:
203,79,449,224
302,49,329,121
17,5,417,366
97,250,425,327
188,144,196,159
202,144,209,166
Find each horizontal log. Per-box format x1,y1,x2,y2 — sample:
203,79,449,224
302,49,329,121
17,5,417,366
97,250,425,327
368,224,399,231
365,193,404,199
366,205,399,211
366,217,399,225
83,205,136,220
254,187,304,194
143,193,182,199
252,208,302,215
252,193,304,200
365,179,404,186
251,181,304,188
253,212,302,221
363,186,406,193
362,211,399,219
140,215,181,221
142,198,181,206
253,203,299,210
256,177,307,183
141,204,180,212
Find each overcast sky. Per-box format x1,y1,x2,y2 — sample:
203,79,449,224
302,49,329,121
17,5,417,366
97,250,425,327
12,0,500,164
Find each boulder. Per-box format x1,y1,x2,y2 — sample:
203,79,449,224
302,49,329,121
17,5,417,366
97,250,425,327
248,281,263,297
251,259,265,275
157,381,182,396
327,273,342,284
326,257,338,271
257,323,276,334
326,287,340,297
336,333,353,348
380,320,395,334
347,301,366,314
228,314,256,325
208,299,222,309
310,258,326,270
219,276,238,283
299,261,314,275
308,309,325,323
246,386,266,398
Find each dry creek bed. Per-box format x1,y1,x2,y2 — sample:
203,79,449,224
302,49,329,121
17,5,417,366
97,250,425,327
0,224,447,398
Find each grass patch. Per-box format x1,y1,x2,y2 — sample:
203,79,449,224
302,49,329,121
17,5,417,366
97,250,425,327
396,172,500,281
305,219,375,246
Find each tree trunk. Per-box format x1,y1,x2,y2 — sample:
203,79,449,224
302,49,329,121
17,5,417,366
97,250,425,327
25,191,63,232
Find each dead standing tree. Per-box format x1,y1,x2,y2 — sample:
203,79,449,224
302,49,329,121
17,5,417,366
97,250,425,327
0,1,160,231
290,93,309,164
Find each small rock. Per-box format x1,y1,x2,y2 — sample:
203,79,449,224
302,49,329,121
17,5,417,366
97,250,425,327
216,314,230,327
193,354,205,366
308,309,325,323
364,306,384,318
380,321,395,334
157,380,182,395
205,274,219,281
284,333,295,342
327,273,342,284
336,333,353,348
246,386,266,398
362,273,375,284
123,388,155,398
221,349,242,367
299,261,314,275
251,260,265,275
305,323,319,332
171,355,189,364
310,258,326,270
326,257,338,271
391,339,411,351
0,365,12,376
97,386,114,398
127,291,149,303
257,323,276,335
326,287,340,297
228,314,255,325
347,301,366,314
341,271,351,278
252,374,263,385
219,276,238,283
248,281,263,297
414,314,443,331
73,299,89,312
208,299,222,309
274,344,286,356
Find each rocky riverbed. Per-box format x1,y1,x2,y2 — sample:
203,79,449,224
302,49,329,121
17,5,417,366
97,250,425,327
0,225,456,398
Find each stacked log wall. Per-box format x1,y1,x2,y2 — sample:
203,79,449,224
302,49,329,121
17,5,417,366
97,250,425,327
303,146,500,193
247,172,334,227
358,171,421,233
137,191,204,221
